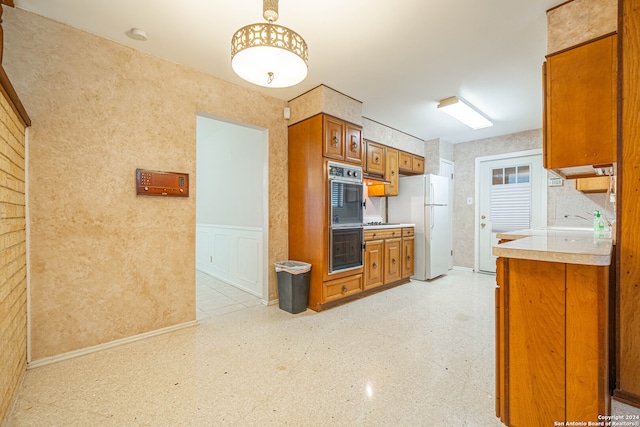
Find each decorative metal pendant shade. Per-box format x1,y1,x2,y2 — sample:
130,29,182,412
231,0,308,88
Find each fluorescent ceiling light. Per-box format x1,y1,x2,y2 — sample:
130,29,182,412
437,96,493,129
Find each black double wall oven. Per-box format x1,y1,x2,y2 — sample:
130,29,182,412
327,161,364,274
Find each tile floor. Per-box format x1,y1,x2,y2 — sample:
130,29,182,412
7,270,640,426
195,270,263,319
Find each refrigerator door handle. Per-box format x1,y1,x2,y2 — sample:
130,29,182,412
430,205,435,231
430,182,434,205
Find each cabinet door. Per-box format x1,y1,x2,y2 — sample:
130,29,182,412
384,148,399,196
384,237,402,283
495,257,505,421
544,34,617,169
365,141,385,175
323,116,344,160
364,240,384,289
399,151,413,172
412,155,425,174
402,237,414,278
345,124,363,165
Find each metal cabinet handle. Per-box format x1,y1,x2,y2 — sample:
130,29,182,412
341,285,347,294
374,156,379,162
392,258,397,264
332,134,339,146
351,136,358,150
373,262,377,269
391,170,396,176
407,255,411,261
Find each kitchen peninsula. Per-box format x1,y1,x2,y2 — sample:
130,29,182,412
493,227,613,426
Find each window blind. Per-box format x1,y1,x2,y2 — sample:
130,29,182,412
490,165,531,233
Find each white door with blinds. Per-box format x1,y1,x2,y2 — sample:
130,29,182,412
477,151,546,274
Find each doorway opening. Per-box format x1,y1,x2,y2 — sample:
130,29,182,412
195,114,269,319
475,149,546,274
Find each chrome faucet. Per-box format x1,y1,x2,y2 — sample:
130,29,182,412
564,214,591,223
564,213,611,227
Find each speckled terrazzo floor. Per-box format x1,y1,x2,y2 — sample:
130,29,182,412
7,270,640,426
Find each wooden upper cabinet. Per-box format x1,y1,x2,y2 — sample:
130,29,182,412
412,155,424,174
399,151,412,171
368,146,399,197
399,150,425,175
323,115,344,160
385,148,399,196
544,34,617,170
365,140,385,175
345,124,363,165
322,115,363,165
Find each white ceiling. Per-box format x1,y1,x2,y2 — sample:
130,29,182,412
13,0,561,143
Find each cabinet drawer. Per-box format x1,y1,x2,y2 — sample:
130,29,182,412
402,227,414,237
323,274,362,302
364,228,402,241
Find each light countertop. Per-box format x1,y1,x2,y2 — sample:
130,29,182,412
363,223,414,230
492,226,613,266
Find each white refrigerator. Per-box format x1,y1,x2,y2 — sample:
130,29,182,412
388,174,451,280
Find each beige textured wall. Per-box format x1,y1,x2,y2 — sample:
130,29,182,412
547,0,617,54
362,118,424,156
423,138,455,175
0,75,27,425
3,8,288,360
452,130,542,268
288,85,363,126
451,128,613,269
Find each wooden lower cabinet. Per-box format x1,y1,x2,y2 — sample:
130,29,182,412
323,274,362,303
364,227,414,290
495,257,610,426
383,237,402,283
402,236,414,278
363,240,384,290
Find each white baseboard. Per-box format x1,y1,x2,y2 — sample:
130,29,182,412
27,320,199,370
451,266,474,272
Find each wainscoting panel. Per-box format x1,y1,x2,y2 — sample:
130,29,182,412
196,224,263,297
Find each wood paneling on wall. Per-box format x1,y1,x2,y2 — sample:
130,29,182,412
616,0,640,408
0,66,29,424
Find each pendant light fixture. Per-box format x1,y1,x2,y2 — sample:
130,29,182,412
231,0,309,88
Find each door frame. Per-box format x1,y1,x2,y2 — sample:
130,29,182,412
473,149,546,273
439,159,454,269
195,113,269,302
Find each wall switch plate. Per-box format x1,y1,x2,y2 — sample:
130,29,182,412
548,177,563,187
